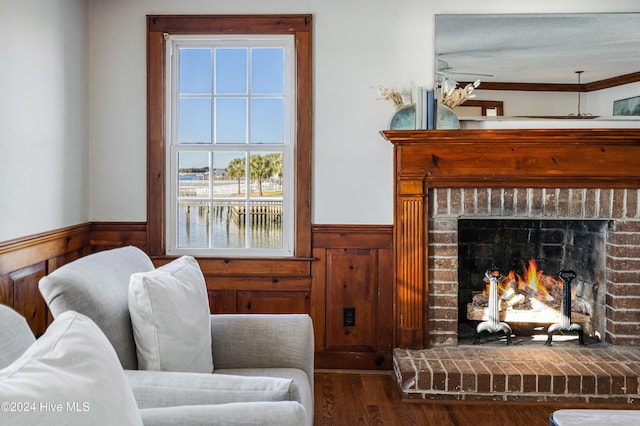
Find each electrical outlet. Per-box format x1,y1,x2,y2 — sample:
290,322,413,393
343,307,356,327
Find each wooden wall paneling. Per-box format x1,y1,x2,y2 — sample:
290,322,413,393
312,225,393,249
325,248,377,351
195,257,312,276
376,246,394,354
204,276,311,291
205,277,312,314
10,263,48,336
89,222,149,253
0,224,89,276
310,247,327,353
47,249,84,274
0,221,395,370
207,290,236,314
0,224,91,335
236,290,310,314
197,257,313,315
0,274,13,307
312,225,394,370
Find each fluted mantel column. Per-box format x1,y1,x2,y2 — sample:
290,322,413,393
395,177,427,348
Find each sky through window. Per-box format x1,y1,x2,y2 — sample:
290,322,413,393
177,45,285,168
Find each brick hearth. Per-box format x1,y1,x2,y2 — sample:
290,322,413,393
394,346,640,403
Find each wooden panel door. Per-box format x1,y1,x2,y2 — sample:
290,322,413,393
325,249,377,351
312,225,394,369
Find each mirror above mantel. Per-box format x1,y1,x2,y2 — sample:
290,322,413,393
434,13,640,126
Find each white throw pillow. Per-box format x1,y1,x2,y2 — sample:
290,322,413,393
129,255,213,373
0,311,143,426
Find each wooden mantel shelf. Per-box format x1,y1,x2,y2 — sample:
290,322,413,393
381,129,640,188
381,128,640,349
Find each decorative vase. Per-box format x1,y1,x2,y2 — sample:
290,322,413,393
436,104,460,130
389,103,416,130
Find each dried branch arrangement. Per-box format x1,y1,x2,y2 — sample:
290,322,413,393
376,85,404,111
440,79,481,109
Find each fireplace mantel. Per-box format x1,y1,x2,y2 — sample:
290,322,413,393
383,129,640,188
381,128,640,348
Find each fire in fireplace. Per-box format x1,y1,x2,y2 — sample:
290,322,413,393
459,218,606,344
468,260,590,344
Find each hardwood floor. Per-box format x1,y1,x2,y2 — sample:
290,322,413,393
313,370,635,426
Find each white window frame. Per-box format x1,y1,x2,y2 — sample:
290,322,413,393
165,34,295,257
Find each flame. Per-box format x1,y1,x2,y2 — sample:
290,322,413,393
482,259,559,302
521,259,554,301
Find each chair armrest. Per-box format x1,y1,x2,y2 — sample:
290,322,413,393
209,314,314,388
139,401,306,426
125,370,294,409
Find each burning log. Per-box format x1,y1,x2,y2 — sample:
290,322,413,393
507,294,526,308
467,300,590,323
471,292,528,310
466,260,591,326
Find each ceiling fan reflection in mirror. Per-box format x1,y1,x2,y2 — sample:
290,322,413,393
437,58,494,78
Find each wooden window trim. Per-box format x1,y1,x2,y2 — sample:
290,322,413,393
146,15,312,258
459,100,504,116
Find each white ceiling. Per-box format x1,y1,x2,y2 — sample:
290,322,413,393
435,13,640,85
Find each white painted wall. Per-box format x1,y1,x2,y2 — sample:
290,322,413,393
588,82,640,116
3,1,640,243
0,0,88,242
472,90,578,116
88,0,640,227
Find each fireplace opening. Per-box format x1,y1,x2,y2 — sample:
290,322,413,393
457,219,607,344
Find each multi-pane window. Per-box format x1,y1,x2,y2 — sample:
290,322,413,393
166,36,295,256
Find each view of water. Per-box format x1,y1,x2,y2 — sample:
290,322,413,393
177,201,283,249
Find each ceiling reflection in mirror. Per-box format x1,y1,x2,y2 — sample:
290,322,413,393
435,13,640,85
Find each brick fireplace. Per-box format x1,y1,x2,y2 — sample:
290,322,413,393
383,129,640,402
431,187,639,347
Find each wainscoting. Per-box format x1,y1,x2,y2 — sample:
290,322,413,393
312,225,394,369
0,223,152,336
0,223,393,369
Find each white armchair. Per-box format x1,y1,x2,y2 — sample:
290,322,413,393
38,246,314,426
0,304,306,425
